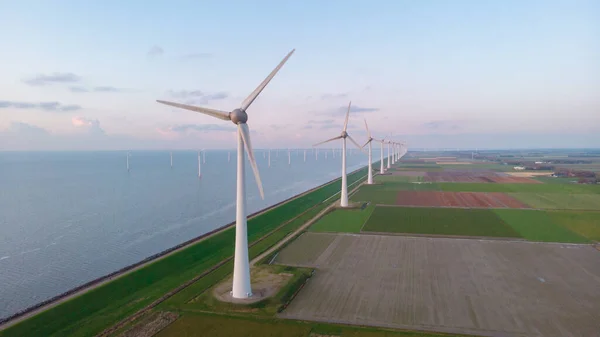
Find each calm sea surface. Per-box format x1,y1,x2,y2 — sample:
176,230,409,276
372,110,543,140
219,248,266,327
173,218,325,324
0,149,369,319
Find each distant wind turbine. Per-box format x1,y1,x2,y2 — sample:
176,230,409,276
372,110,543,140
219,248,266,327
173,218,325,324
313,101,363,207
156,48,295,299
126,152,130,171
268,149,271,167
170,151,173,168
362,119,374,184
203,150,206,164
304,149,307,162
228,151,231,163
288,148,291,165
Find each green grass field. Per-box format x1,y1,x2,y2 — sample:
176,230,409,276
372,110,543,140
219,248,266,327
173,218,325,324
533,177,580,184
1,168,369,337
547,211,600,241
155,312,467,337
362,206,521,238
309,205,375,233
438,183,600,194
492,209,590,243
510,193,600,210
375,175,424,183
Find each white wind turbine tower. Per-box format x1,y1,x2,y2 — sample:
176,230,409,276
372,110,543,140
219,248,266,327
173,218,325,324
304,149,307,162
288,148,291,165
313,101,363,207
203,150,206,164
126,152,130,171
362,119,375,184
268,149,271,168
170,151,173,168
228,151,231,163
375,138,385,174
157,49,295,299
386,140,391,169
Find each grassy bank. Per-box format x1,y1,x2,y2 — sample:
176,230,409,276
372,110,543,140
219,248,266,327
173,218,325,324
1,166,370,337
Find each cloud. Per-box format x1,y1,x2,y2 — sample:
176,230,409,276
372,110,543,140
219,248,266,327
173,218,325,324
323,105,379,116
22,73,81,86
158,124,236,135
182,52,212,59
167,90,229,105
9,122,49,135
320,93,348,100
421,120,462,131
147,45,164,57
0,100,82,112
308,119,335,125
69,86,127,93
72,116,104,134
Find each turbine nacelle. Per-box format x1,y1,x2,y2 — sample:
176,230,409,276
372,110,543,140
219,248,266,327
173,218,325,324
341,130,348,138
230,109,248,124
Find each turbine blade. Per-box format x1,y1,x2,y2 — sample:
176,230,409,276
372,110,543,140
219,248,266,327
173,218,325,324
238,123,264,199
156,100,230,121
364,118,371,138
313,135,342,147
342,101,351,132
361,139,371,148
347,134,366,153
240,49,295,111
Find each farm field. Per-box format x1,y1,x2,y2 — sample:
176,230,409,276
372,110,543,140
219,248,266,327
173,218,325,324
156,311,465,337
510,193,600,210
309,206,374,233
492,209,590,243
277,233,600,337
424,171,540,184
395,191,529,209
362,206,521,238
547,210,600,241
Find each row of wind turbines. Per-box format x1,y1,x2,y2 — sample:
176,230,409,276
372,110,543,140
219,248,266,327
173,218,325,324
155,49,406,299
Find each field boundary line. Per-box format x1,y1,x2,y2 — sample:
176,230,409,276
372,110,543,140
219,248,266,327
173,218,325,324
253,173,368,266
350,231,596,246
358,203,375,233
375,204,541,211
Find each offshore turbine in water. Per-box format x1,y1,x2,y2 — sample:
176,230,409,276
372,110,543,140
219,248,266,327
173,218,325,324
157,49,295,298
313,101,363,207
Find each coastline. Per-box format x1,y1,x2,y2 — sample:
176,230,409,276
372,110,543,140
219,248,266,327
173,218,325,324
0,162,372,329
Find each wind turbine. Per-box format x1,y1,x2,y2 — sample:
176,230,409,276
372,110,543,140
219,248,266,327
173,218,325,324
313,101,363,207
170,151,173,168
203,150,206,164
288,148,291,165
228,151,231,163
377,139,385,174
268,149,271,168
126,152,130,172
156,49,295,299
386,140,391,169
362,119,374,184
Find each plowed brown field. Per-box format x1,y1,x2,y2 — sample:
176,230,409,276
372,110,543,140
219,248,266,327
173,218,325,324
395,191,530,208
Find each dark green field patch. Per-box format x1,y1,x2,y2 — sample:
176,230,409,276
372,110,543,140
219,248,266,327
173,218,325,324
493,209,589,243
510,193,600,210
547,210,600,242
362,206,521,238
309,206,375,233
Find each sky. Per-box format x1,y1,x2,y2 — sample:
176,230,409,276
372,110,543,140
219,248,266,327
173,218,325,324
0,0,599,150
